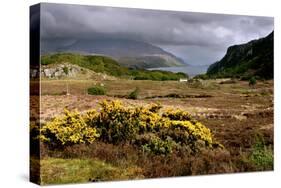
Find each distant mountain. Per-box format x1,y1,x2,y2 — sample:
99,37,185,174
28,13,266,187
207,31,273,79
41,38,186,69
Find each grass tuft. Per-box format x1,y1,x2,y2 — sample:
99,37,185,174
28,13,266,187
39,158,143,185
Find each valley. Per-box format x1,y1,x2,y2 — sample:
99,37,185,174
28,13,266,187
30,4,274,185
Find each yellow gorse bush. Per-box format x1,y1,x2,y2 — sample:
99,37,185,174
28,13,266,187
38,100,222,152
162,108,192,121
40,109,99,146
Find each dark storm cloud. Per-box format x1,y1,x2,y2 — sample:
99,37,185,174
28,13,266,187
40,3,274,65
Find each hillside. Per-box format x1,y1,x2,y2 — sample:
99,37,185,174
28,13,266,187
41,53,187,81
41,38,186,69
118,54,184,69
40,63,117,81
207,31,273,79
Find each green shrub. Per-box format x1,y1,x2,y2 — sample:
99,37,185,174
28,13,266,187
249,77,257,87
128,87,140,100
249,135,273,170
87,86,106,95
136,134,175,155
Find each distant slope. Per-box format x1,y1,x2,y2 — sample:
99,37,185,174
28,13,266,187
207,31,273,79
41,53,188,81
41,38,186,69
119,54,185,69
41,53,128,77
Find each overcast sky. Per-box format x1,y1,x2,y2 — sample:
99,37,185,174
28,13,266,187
40,3,274,65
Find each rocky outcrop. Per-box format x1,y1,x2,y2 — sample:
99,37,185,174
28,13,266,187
207,31,273,79
41,64,80,78
40,63,116,80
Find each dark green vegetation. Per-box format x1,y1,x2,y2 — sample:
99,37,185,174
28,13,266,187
249,77,257,87
41,53,187,81
128,87,140,100
87,86,106,95
207,31,273,79
248,134,273,171
62,66,69,75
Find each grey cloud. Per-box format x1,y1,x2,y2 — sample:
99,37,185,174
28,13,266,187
40,3,274,65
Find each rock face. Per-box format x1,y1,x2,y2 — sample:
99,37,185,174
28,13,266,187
207,31,273,79
40,63,116,81
41,64,80,78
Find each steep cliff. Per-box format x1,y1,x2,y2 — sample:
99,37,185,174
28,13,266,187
207,31,273,79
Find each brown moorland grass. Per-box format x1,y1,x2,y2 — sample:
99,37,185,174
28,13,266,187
31,79,273,184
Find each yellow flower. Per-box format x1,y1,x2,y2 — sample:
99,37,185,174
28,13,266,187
39,100,221,150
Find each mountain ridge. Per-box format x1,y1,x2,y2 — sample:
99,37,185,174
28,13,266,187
41,38,186,69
